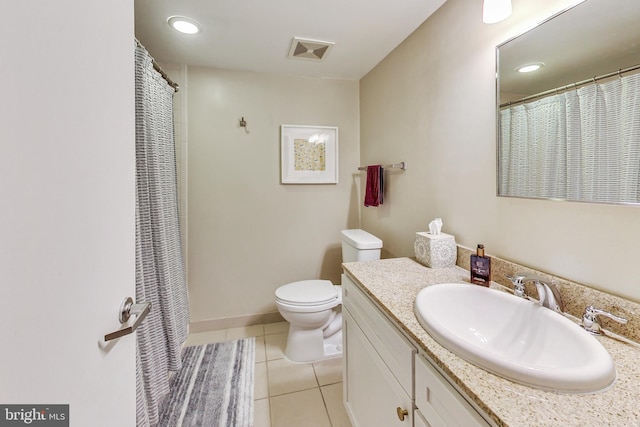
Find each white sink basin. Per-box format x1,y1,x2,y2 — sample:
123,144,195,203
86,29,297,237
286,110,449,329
414,283,615,393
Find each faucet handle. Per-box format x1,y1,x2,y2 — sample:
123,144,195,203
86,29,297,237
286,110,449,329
582,305,628,335
506,273,524,283
507,272,549,284
506,273,546,297
506,274,526,297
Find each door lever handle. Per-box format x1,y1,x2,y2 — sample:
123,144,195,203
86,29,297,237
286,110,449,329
104,297,151,342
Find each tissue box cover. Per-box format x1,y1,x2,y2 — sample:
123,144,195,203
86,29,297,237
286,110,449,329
414,232,457,268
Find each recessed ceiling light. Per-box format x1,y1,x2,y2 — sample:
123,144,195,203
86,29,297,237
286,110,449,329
483,0,512,24
516,62,544,73
167,16,201,35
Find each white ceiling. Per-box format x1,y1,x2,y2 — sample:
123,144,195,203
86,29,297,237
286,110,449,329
499,0,640,99
135,0,447,80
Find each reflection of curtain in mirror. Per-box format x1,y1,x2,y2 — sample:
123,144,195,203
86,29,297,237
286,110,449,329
500,72,640,203
500,96,567,199
620,75,640,203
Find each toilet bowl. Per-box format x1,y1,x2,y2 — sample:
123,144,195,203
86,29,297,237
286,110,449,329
274,229,382,363
275,280,343,363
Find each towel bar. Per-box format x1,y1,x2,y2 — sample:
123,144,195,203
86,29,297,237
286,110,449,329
357,161,406,171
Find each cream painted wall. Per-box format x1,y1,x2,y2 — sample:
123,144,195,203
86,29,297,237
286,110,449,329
187,67,360,323
360,0,640,302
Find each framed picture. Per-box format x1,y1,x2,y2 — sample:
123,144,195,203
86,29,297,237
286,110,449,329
280,125,339,184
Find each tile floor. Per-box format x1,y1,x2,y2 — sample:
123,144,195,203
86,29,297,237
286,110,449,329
185,322,352,427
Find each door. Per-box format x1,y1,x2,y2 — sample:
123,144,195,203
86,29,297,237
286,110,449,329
0,1,136,426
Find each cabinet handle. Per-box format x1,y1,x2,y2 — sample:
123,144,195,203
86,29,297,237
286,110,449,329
396,407,408,421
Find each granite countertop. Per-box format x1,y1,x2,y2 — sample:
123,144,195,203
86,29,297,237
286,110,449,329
342,257,640,427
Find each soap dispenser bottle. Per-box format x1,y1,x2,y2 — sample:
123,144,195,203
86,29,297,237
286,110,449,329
470,244,491,286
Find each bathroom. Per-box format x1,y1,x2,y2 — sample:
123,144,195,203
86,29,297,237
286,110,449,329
2,0,639,425
138,0,640,337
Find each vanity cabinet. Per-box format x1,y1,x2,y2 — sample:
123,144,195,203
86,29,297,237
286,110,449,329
415,354,490,427
343,310,414,426
342,273,492,427
342,274,414,426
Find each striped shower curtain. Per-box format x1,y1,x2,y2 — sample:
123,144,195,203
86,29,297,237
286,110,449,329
134,42,190,427
499,72,640,204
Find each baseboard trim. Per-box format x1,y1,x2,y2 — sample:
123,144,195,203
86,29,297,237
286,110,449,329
190,312,285,333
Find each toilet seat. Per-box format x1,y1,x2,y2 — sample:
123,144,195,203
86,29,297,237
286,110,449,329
275,280,338,306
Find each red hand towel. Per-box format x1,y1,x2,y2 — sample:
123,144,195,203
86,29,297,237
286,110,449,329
364,165,383,207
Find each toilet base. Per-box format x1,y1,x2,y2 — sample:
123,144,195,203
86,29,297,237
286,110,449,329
322,329,343,359
284,326,343,363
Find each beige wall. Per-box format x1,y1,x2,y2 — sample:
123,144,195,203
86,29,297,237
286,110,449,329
360,0,640,303
187,67,360,324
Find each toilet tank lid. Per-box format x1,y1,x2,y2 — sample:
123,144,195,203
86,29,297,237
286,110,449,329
341,229,383,249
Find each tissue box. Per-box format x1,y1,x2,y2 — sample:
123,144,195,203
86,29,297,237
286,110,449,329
414,232,457,268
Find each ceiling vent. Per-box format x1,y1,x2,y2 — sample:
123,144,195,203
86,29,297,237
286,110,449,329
288,37,335,61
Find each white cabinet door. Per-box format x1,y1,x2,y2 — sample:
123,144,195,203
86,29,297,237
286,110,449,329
343,310,413,427
342,274,415,395
415,354,490,427
415,410,431,427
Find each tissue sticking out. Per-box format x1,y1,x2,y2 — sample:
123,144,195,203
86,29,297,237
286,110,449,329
429,218,443,235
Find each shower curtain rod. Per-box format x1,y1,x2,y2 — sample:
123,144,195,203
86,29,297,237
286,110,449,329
152,61,179,92
135,39,179,92
500,63,640,108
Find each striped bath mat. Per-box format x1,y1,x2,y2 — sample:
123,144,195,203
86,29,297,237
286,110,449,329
158,338,255,427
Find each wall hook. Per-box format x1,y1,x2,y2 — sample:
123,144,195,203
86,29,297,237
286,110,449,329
239,116,249,134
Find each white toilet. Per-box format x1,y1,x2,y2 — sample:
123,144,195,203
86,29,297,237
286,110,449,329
275,229,383,363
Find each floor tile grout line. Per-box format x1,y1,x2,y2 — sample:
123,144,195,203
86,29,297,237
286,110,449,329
319,380,343,388
313,362,335,427
317,381,334,427
267,382,331,399
262,335,274,427
312,362,321,388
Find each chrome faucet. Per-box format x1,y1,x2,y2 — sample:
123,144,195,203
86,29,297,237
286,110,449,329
581,305,628,335
507,273,564,313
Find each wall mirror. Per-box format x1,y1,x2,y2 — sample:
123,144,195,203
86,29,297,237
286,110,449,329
496,0,640,205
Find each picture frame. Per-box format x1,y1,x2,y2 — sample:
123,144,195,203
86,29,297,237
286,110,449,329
280,125,339,184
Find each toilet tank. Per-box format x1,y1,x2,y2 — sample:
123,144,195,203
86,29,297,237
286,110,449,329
341,229,383,262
